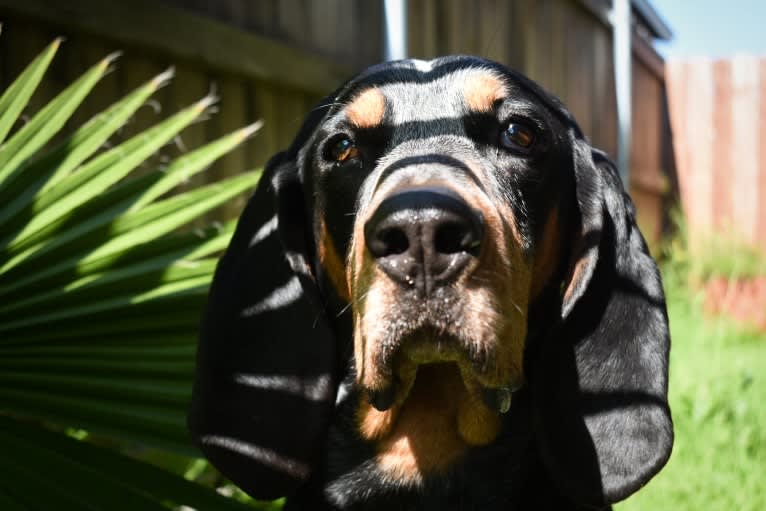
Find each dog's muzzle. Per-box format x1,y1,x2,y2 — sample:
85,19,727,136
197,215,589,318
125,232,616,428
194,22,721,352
358,186,516,413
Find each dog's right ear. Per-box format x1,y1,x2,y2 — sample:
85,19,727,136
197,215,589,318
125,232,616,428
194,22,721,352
531,138,673,506
188,102,339,500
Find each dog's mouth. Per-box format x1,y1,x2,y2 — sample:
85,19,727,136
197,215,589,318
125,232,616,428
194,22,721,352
349,180,530,446
363,328,517,415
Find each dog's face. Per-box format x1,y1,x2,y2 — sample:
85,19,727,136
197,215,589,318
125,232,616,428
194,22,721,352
192,56,673,508
300,58,578,458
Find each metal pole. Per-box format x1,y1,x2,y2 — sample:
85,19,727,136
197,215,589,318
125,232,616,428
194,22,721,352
611,0,632,187
383,0,407,61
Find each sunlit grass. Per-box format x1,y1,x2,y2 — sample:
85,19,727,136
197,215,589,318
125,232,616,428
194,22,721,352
617,261,766,511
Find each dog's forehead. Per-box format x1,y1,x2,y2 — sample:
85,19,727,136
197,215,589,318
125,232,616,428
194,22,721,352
379,67,508,121
340,58,531,123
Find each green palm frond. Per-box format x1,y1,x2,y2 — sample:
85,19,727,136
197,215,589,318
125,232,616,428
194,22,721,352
0,36,262,509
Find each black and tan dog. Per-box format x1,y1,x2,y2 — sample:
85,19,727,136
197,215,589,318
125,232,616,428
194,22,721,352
189,56,673,510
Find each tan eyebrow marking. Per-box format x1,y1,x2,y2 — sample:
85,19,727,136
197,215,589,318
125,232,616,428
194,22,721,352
463,73,509,112
346,88,386,128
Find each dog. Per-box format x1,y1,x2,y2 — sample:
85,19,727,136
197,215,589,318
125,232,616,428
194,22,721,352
189,56,673,510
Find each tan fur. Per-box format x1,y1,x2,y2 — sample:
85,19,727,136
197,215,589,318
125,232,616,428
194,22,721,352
346,88,386,129
374,364,469,483
530,208,561,300
318,218,351,301
464,190,529,389
563,257,587,305
463,73,509,113
357,401,399,440
562,229,594,306
457,374,502,446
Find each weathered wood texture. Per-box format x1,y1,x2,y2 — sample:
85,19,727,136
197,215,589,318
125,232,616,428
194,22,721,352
631,34,672,244
0,0,669,238
0,0,381,222
667,57,766,252
406,0,671,243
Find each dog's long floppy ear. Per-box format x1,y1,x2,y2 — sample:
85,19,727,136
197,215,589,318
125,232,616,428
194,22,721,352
188,103,338,500
532,138,673,506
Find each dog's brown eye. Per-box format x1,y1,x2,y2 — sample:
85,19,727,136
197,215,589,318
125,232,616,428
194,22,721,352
327,137,360,163
500,123,535,152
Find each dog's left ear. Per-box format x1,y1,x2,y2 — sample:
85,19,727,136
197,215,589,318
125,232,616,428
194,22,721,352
531,137,673,505
188,101,339,500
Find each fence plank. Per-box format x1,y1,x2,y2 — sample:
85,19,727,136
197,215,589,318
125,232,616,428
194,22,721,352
0,0,672,248
730,56,760,242
477,0,507,64
212,76,250,220
668,57,766,251
250,81,281,169
0,0,353,94
712,60,733,228
759,60,766,247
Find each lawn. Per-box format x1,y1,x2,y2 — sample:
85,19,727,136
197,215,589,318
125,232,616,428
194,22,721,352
617,266,766,510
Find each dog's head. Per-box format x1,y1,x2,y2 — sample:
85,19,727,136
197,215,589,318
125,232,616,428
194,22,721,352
190,56,672,506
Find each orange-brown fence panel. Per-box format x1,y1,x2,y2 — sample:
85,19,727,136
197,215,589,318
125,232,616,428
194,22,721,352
667,56,766,251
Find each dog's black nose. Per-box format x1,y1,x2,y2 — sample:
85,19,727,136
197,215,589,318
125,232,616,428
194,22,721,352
364,187,483,294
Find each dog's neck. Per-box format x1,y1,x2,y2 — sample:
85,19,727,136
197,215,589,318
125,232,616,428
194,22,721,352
318,379,589,511
355,363,502,485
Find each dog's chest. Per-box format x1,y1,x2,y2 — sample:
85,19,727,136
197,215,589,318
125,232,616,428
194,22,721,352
292,388,590,511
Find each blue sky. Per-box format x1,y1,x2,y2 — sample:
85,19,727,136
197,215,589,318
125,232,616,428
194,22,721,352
651,0,766,58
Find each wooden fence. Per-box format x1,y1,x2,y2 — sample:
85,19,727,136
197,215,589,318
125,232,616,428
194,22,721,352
667,56,766,251
0,0,671,241
404,0,672,243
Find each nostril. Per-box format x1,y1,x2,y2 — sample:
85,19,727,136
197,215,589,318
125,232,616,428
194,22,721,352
434,221,481,256
364,188,484,292
434,222,464,254
369,227,409,258
380,227,409,256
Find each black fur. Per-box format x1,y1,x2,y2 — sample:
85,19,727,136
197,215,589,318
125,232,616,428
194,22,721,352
189,56,672,509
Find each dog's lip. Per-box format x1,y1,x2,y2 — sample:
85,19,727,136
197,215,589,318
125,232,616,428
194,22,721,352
480,385,514,413
364,338,519,414
365,362,517,414
367,384,398,411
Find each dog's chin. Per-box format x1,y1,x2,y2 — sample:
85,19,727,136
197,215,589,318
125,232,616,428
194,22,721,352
364,328,515,416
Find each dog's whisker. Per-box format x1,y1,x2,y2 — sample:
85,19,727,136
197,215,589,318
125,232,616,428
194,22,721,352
336,301,354,317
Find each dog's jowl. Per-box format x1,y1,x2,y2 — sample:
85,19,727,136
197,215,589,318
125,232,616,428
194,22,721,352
189,56,673,510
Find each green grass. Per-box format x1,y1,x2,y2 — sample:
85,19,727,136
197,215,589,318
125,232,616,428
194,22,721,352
663,211,766,281
617,265,766,511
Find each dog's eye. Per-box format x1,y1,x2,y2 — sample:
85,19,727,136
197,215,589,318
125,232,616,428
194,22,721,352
326,136,360,164
500,123,535,153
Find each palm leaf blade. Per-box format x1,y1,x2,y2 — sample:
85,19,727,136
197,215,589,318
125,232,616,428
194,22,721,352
0,51,117,189
2,93,220,253
0,34,273,508
0,417,253,510
0,68,174,228
0,37,61,144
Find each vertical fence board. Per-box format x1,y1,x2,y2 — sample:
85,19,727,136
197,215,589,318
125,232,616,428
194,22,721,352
0,0,671,247
759,60,766,247
477,0,506,64
712,60,733,228
549,0,569,100
668,60,714,241
206,76,250,221
250,80,280,169
520,0,538,81
531,0,554,90
166,65,209,226
730,56,760,242
668,57,766,251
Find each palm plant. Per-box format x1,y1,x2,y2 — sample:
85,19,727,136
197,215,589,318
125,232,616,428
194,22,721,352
0,34,266,509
